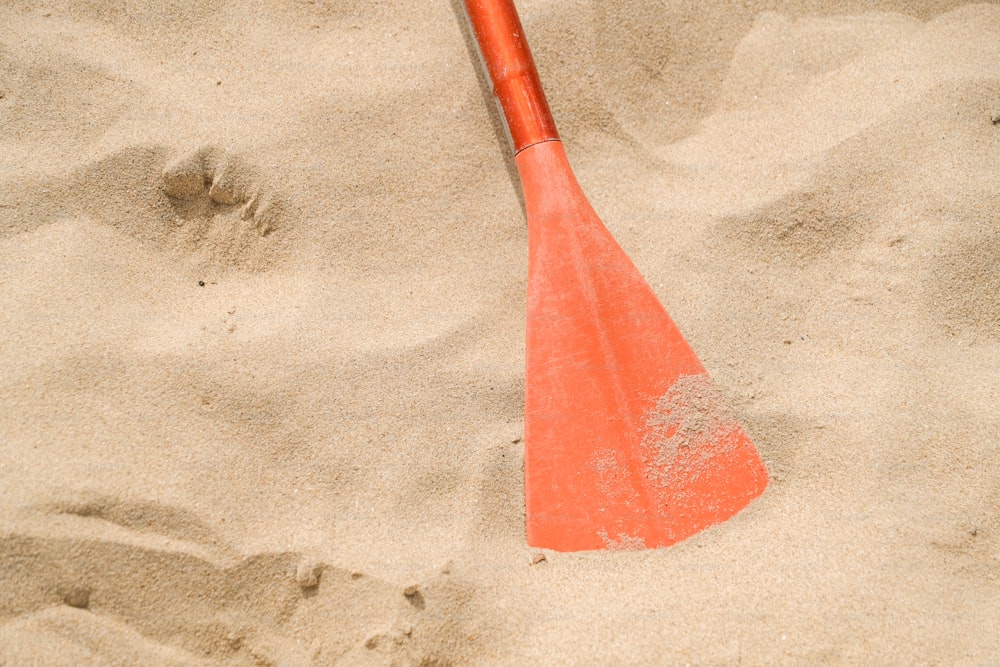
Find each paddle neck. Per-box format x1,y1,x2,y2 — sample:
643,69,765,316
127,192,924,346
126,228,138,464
464,0,560,154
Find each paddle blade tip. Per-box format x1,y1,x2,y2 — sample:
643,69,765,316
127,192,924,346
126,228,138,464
525,373,769,553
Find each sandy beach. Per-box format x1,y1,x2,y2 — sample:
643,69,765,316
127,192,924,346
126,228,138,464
1,0,998,664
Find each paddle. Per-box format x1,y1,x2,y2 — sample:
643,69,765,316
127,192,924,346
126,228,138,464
463,0,768,551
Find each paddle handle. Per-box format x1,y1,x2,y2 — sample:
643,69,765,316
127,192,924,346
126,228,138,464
464,0,560,153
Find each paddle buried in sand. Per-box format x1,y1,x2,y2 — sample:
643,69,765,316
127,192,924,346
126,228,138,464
463,0,768,551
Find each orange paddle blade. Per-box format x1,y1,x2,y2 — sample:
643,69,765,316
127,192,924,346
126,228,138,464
519,141,767,551
463,0,768,551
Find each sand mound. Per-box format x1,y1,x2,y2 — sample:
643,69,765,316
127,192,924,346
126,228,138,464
1,1,998,664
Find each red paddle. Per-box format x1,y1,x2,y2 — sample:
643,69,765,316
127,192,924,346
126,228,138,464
464,0,768,551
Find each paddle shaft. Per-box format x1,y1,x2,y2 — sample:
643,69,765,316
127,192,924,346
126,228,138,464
464,0,559,153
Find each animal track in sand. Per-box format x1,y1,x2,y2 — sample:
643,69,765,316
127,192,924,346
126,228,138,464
2,144,293,271
162,145,288,238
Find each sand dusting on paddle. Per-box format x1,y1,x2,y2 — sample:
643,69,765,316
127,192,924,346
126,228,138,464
2,0,998,664
641,373,740,469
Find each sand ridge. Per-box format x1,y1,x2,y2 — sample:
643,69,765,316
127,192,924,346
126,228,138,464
2,0,999,664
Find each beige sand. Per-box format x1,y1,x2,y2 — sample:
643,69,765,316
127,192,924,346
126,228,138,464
1,0,998,664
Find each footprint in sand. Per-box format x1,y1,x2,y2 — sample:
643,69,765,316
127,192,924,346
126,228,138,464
162,145,288,237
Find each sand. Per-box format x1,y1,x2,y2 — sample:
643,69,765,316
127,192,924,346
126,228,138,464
1,0,998,664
